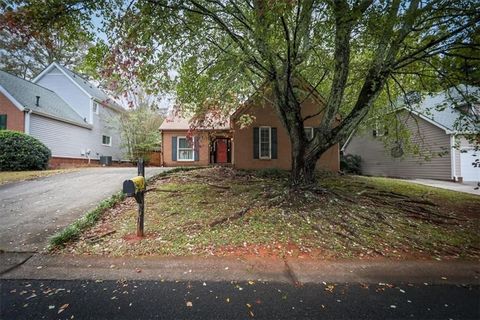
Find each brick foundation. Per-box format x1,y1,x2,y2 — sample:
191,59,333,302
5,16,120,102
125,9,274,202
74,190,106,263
49,157,134,169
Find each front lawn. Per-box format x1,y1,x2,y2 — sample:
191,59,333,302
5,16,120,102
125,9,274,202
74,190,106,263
58,167,480,260
0,169,76,185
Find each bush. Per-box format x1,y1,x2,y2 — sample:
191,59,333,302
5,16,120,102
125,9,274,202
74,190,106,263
340,154,362,174
0,130,51,171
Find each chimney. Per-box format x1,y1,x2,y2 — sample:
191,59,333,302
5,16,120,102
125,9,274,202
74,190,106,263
35,96,40,107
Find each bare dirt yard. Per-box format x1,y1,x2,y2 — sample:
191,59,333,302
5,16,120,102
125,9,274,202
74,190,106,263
57,167,480,260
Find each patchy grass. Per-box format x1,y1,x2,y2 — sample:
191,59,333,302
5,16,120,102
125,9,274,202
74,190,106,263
0,169,76,185
49,192,125,249
59,168,480,260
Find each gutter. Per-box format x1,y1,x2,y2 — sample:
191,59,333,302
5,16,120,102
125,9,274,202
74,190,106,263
450,134,457,181
23,108,33,134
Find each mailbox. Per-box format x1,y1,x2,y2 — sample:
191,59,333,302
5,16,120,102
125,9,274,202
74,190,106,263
123,176,146,197
123,159,146,237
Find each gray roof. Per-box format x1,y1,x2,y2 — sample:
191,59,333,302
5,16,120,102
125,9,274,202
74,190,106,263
400,85,480,133
160,113,231,131
0,70,89,126
54,64,124,112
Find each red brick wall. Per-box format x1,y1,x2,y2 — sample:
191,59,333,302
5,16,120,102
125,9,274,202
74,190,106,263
48,157,134,169
162,131,211,166
232,91,340,172
0,92,24,131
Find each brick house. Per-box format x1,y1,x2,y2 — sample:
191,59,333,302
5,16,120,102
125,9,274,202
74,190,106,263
159,83,340,172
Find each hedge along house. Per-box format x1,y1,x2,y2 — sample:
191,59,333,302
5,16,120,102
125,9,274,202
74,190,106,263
342,86,480,182
159,81,340,172
0,63,125,168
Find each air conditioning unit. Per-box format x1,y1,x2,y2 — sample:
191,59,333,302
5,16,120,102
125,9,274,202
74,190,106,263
100,156,112,166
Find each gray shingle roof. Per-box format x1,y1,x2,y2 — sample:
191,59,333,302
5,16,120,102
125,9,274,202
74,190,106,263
400,85,480,133
0,69,89,126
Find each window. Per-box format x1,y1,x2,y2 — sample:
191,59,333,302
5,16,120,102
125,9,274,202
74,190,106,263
259,127,271,159
102,135,112,146
177,137,194,161
304,127,314,140
92,102,99,114
373,121,388,137
0,115,6,130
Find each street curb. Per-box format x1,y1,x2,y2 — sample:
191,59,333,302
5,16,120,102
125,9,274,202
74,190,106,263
1,254,479,285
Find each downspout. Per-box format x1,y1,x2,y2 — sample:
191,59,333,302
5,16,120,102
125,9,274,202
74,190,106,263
450,134,456,181
160,130,164,167
24,108,32,134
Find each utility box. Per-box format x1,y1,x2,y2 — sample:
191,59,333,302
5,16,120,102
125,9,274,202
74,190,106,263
100,156,112,166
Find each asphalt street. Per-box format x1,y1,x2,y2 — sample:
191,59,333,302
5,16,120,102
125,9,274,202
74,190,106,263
0,167,170,252
1,279,479,319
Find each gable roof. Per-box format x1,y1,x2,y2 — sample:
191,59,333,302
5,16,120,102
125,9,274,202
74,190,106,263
341,85,479,151
32,62,124,113
399,85,479,133
0,70,91,127
231,78,327,120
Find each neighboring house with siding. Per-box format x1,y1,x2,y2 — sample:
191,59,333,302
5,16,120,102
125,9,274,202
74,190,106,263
0,63,125,167
159,82,340,172
343,86,479,182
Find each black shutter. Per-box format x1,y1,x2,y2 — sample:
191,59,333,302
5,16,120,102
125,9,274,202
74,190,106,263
253,127,259,159
0,115,6,130
172,136,177,161
271,127,277,159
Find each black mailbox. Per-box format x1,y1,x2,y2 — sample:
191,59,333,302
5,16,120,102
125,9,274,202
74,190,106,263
123,180,136,197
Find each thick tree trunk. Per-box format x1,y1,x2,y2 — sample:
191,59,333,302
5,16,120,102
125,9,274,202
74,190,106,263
289,126,317,187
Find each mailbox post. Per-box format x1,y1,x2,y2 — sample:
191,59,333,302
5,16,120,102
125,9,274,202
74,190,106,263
123,159,146,237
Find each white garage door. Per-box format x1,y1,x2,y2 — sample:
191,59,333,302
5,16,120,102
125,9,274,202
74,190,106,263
460,149,480,182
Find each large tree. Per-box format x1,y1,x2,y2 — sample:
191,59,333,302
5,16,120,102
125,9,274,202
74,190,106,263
0,1,94,79
12,0,478,186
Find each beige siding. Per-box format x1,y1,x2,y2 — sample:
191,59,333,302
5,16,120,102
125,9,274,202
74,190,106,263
345,112,452,180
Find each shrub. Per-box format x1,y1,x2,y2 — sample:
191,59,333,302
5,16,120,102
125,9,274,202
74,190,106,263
340,154,362,174
0,130,51,171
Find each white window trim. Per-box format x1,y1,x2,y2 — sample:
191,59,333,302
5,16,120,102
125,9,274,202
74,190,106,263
92,101,99,115
259,126,272,159
304,127,314,140
374,121,386,137
177,136,195,161
102,135,112,147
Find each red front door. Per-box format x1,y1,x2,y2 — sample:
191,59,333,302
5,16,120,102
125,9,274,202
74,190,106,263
216,139,228,163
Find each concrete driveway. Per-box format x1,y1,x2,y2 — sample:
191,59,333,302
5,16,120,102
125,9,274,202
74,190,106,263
401,179,480,196
0,167,171,252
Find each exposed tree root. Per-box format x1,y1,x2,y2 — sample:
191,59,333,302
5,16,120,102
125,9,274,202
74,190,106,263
207,183,231,189
208,206,252,228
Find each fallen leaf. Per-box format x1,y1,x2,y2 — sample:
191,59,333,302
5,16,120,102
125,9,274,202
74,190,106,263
58,304,69,314
226,298,230,303
186,301,193,307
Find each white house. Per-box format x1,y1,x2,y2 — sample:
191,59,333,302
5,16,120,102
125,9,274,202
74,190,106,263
0,63,125,167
